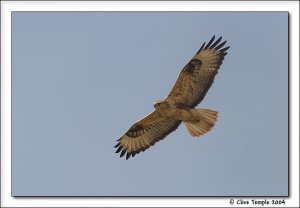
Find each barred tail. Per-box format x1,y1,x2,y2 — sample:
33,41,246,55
184,109,218,137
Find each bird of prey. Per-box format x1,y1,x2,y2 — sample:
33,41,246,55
114,35,230,160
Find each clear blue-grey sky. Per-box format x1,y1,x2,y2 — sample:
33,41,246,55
12,12,288,196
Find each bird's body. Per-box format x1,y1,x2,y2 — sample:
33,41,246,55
115,35,230,159
153,98,179,119
154,98,215,124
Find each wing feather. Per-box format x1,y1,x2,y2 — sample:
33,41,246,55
115,110,181,159
168,36,230,108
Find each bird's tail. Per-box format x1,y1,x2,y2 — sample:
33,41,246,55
183,109,218,137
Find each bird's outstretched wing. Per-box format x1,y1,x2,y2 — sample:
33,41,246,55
167,35,230,108
115,110,181,160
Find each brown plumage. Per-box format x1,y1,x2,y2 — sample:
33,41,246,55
115,35,230,159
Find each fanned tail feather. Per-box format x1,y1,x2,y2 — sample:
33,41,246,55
184,109,218,137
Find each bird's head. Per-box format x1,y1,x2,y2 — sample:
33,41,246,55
153,100,167,109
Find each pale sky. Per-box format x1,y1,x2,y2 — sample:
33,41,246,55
12,11,288,196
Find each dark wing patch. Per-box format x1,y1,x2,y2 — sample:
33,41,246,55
167,35,230,108
115,111,181,160
182,59,203,74
125,124,145,138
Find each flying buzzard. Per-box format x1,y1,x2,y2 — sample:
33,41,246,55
115,35,230,159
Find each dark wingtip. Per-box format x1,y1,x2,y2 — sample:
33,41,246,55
215,40,227,50
197,42,206,54
204,35,216,49
114,142,120,148
220,46,230,53
120,149,126,157
210,36,222,48
115,146,122,153
126,153,131,160
198,36,229,54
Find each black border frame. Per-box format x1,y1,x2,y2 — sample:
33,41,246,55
1,0,297,206
10,10,290,198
